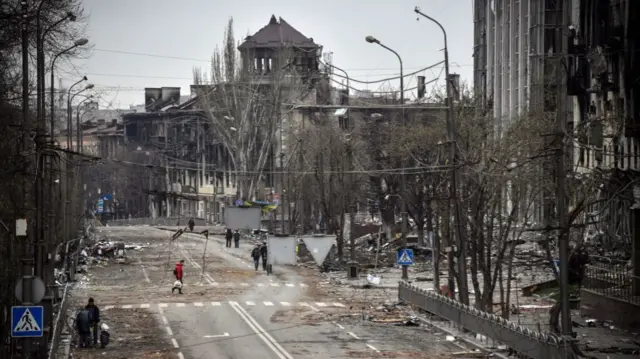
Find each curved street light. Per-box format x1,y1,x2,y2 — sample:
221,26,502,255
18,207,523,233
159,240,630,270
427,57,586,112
50,38,90,141
68,84,94,149
364,35,408,280
76,95,95,152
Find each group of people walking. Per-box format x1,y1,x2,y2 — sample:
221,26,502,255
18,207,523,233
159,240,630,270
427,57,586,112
251,242,268,271
225,228,241,248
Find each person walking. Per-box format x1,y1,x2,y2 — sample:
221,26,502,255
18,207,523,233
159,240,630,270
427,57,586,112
225,228,233,248
233,230,240,248
188,218,195,232
260,241,268,271
85,298,101,346
75,307,91,348
172,260,184,294
251,245,261,271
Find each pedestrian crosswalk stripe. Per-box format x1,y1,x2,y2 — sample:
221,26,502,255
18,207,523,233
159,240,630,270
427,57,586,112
285,283,295,287
270,283,280,287
300,283,307,287
257,283,265,287
240,283,249,287
99,301,347,309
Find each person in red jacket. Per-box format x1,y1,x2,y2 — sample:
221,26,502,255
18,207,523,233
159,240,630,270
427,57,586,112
171,260,185,294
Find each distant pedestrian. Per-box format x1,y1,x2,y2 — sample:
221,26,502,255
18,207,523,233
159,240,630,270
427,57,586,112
260,241,268,271
233,230,240,248
251,245,261,271
172,260,184,294
188,218,195,232
85,298,100,346
225,228,233,248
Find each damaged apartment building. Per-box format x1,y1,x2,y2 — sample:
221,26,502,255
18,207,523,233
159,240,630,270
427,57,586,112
474,0,639,329
121,15,323,223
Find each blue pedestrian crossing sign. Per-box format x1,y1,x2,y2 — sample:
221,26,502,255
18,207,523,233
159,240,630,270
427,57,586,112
11,306,43,338
396,248,415,266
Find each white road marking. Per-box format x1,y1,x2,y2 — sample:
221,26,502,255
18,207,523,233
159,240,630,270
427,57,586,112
258,283,265,287
158,303,168,308
104,305,114,310
300,283,307,287
366,344,380,352
203,333,230,338
176,303,186,308
177,353,185,359
161,316,168,325
298,302,320,312
270,283,280,287
348,332,361,340
315,302,327,307
140,265,151,283
280,302,291,306
332,321,344,329
285,283,295,287
263,301,274,306
245,301,256,306
140,303,150,309
122,305,132,309
241,283,249,287
229,301,293,359
171,338,179,348
211,302,222,306
166,326,173,336
193,302,204,307
332,303,346,307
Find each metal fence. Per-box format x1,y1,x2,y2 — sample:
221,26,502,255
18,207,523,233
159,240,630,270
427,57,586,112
398,281,573,359
47,283,70,359
583,263,640,305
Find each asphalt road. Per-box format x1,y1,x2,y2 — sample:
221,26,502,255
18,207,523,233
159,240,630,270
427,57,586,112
90,225,468,359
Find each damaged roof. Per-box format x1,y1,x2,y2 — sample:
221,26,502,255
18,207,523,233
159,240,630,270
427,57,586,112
238,15,318,50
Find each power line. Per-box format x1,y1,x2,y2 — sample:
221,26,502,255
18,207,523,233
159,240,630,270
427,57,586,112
92,48,472,71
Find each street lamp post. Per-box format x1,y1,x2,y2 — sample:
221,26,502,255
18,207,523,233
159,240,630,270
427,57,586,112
365,35,408,280
68,84,94,149
414,7,468,304
49,38,89,143
38,10,77,140
76,95,94,153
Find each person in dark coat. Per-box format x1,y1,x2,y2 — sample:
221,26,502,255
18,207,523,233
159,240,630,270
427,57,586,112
233,230,240,248
251,245,261,271
188,218,195,232
172,260,184,294
85,298,100,346
225,229,233,248
260,242,268,271
75,308,91,348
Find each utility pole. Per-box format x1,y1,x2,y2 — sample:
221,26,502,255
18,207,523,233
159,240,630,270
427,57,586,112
280,152,285,233
556,0,572,336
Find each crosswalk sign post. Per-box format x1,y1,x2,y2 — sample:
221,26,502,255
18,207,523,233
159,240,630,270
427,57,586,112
11,306,43,338
396,248,415,266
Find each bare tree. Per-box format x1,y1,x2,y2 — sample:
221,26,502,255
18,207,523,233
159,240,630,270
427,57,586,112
193,18,312,200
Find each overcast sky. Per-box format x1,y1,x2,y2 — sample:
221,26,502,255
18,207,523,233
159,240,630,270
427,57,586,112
70,0,474,110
